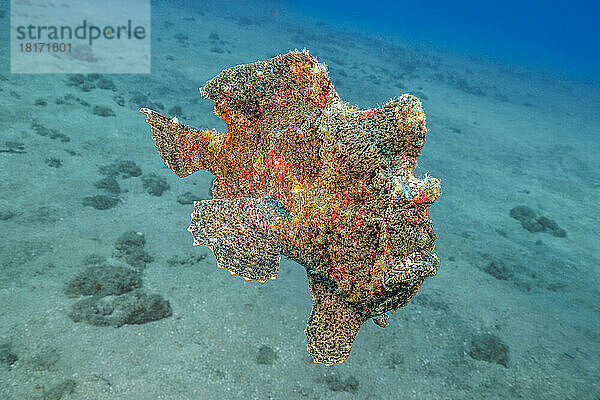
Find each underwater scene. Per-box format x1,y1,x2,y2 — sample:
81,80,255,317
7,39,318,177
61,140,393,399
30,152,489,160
0,0,598,398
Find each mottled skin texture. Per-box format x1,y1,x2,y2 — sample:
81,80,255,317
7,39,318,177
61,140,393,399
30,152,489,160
141,50,441,365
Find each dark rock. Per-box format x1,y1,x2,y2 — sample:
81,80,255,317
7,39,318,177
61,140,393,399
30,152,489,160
87,73,101,81
256,345,278,365
0,209,15,220
343,376,359,393
521,217,544,233
412,292,448,311
130,92,164,111
0,140,26,154
42,379,76,400
123,248,154,269
468,333,509,367
116,160,142,177
82,195,119,210
174,33,188,42
97,77,116,90
51,131,70,142
99,160,142,178
67,74,96,92
64,265,142,297
509,206,566,237
35,99,47,106
176,191,199,205
67,74,85,86
5,141,25,151
166,253,206,267
0,343,18,366
54,93,90,107
99,164,121,177
167,255,187,267
209,33,220,40
36,206,59,224
537,215,567,237
168,105,183,116
0,148,25,154
94,177,121,194
70,289,172,327
484,261,513,281
546,282,567,292
384,352,403,370
113,95,125,106
323,374,359,393
456,78,484,96
509,205,536,221
115,230,146,251
45,158,62,168
237,17,253,26
93,105,116,117
141,173,169,196
537,215,558,231
80,81,95,92
129,92,149,107
31,121,70,142
82,254,106,265
28,347,60,371
210,47,224,54
115,231,153,268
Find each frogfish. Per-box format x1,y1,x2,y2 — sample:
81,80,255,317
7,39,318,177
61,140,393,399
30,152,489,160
141,50,441,365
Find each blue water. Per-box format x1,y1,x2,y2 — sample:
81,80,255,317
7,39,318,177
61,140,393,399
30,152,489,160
0,1,598,399
285,0,600,81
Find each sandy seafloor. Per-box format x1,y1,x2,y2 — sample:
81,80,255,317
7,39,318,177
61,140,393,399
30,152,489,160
0,1,599,399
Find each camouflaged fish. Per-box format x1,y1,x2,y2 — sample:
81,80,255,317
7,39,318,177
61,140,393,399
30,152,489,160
141,50,441,366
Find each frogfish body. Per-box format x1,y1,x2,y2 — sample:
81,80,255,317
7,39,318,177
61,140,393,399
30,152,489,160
141,50,441,365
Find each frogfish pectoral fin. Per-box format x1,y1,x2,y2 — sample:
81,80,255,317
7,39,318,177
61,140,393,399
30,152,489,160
305,273,367,366
188,198,283,283
140,108,225,178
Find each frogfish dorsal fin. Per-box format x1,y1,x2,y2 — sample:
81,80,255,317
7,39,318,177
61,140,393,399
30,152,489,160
200,50,339,122
305,273,367,365
188,198,284,282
